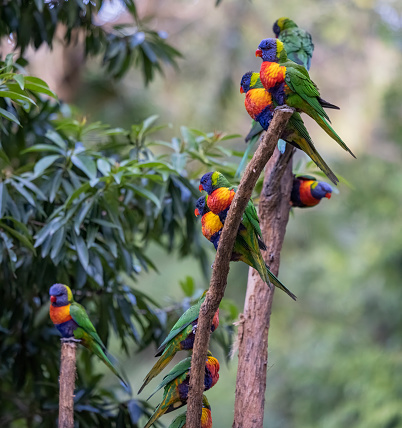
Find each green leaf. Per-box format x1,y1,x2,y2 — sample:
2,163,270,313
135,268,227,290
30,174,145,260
33,155,60,177
74,198,95,235
0,90,35,105
126,184,161,209
13,74,25,90
73,233,89,270
71,155,97,180
0,222,36,254
179,276,195,297
45,130,67,149
0,182,8,217
0,107,20,125
21,144,65,155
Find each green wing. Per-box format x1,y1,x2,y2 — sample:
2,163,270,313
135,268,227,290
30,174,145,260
243,201,263,241
288,112,314,145
70,302,104,349
280,27,314,70
147,357,192,400
284,64,330,121
156,295,205,355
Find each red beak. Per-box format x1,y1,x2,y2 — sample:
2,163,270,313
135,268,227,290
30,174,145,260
240,86,244,94
255,49,262,57
199,184,204,192
194,208,200,217
325,193,332,199
50,296,57,303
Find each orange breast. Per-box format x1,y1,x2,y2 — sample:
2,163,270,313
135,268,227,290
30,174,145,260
201,212,223,240
260,62,286,89
200,408,213,428
245,88,272,119
299,181,319,206
208,188,235,214
49,304,72,325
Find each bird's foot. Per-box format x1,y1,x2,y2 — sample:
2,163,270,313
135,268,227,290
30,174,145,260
61,338,81,343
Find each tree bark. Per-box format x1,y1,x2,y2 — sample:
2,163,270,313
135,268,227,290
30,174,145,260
185,107,294,428
58,340,78,428
232,144,295,428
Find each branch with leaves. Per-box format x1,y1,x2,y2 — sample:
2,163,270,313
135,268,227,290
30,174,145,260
185,106,294,428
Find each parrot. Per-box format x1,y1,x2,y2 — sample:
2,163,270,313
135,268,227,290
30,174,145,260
138,293,219,394
273,17,314,71
240,17,315,177
255,38,355,158
291,175,333,208
195,188,296,301
49,283,128,388
168,395,212,428
144,353,219,428
240,71,339,185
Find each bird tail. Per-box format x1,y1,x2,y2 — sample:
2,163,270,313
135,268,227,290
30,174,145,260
293,136,339,185
144,402,168,428
317,97,340,110
90,342,129,390
138,347,176,394
265,264,297,301
244,248,297,301
310,111,356,158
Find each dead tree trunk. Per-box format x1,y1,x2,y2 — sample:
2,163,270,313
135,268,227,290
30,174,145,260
58,340,78,428
185,107,294,428
233,145,295,428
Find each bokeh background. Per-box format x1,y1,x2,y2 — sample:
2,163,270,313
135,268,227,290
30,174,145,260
1,0,402,427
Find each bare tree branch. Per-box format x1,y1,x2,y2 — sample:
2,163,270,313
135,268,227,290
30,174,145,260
58,340,78,428
185,106,294,428
232,144,295,428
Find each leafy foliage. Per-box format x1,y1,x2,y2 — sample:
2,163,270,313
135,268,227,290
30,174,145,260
0,55,239,426
0,0,181,82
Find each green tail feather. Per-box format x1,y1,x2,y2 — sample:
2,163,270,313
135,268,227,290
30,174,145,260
138,347,176,394
144,402,168,428
265,265,297,301
311,112,356,158
89,341,129,389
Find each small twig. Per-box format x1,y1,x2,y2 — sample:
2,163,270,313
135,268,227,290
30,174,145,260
58,339,79,428
185,106,294,428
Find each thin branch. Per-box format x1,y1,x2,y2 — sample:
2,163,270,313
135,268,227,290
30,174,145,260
232,144,295,428
185,106,294,428
58,339,79,428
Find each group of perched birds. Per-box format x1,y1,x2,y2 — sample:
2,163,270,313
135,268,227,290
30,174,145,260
48,17,344,428
49,283,220,428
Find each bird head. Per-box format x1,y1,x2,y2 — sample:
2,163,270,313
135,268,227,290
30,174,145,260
240,71,262,94
272,17,297,37
310,181,333,200
49,283,73,307
195,196,210,217
199,171,231,194
256,38,287,62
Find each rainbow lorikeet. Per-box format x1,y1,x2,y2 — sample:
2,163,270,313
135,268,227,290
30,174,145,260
138,293,219,394
49,283,128,387
144,353,219,428
255,38,355,158
291,175,332,208
240,71,338,185
168,395,212,428
273,17,314,71
195,185,296,301
240,17,315,174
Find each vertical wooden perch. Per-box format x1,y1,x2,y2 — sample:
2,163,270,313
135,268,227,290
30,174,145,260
233,145,295,428
58,340,78,428
185,107,294,428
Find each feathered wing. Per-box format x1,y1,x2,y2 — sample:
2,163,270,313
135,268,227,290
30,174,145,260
70,303,129,388
279,27,314,70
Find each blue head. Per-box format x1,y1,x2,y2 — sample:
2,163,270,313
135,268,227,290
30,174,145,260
240,72,252,94
49,283,73,307
199,172,214,194
256,38,286,62
310,181,333,200
194,196,209,217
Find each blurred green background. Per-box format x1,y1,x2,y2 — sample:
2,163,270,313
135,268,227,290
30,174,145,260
1,0,402,427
